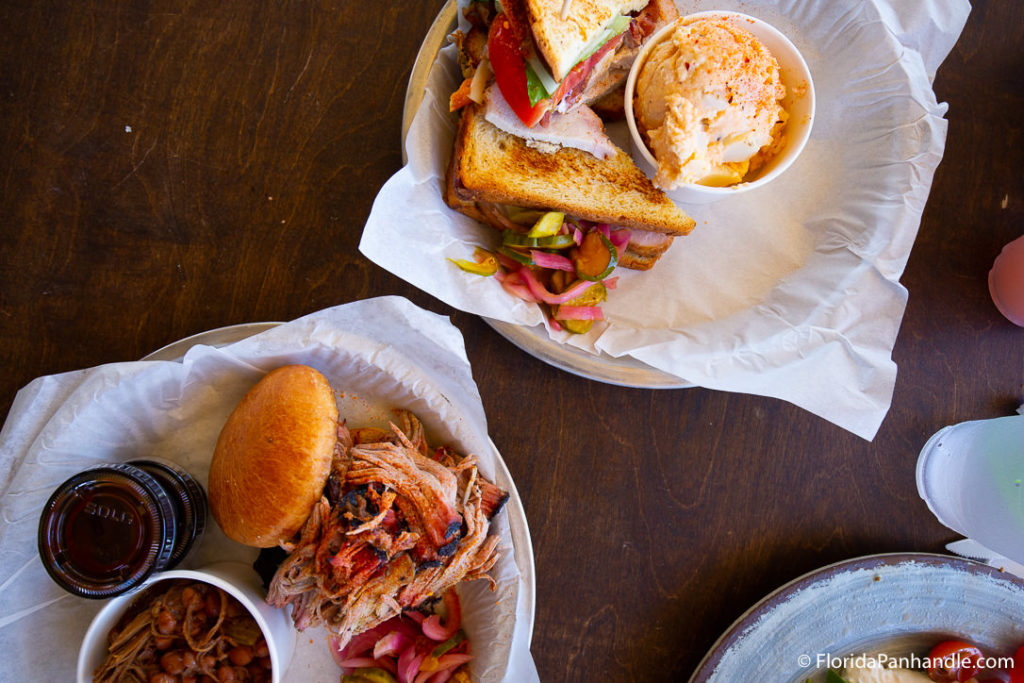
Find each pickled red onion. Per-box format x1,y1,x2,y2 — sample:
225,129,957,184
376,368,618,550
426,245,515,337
421,588,462,642
518,267,597,304
556,305,604,320
329,589,472,681
374,630,413,659
610,229,631,250
413,653,474,683
497,271,538,302
494,251,524,271
529,250,574,271
398,646,427,683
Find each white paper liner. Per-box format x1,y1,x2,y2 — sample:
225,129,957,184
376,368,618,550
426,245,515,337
0,297,538,682
360,0,970,440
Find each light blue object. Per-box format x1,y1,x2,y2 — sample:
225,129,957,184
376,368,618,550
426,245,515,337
917,414,1024,566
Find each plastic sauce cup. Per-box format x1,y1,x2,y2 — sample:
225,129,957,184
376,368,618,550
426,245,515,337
37,460,207,599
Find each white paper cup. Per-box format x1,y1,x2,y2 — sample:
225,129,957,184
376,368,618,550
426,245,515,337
625,11,815,205
916,414,1024,566
77,562,295,683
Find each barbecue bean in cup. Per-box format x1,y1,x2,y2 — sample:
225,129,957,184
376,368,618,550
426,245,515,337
77,564,295,683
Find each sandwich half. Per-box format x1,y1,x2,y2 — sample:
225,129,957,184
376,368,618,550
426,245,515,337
445,102,694,269
452,0,678,128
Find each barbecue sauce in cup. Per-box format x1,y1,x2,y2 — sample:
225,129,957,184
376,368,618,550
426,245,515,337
37,460,207,599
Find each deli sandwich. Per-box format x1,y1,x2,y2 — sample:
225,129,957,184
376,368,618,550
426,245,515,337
445,102,694,270
452,0,679,128
446,0,692,275
444,0,695,334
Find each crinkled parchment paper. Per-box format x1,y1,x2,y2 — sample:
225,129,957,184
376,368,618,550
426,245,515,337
360,0,970,440
0,297,539,682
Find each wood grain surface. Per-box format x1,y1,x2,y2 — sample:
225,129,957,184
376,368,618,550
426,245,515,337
1,1,1022,681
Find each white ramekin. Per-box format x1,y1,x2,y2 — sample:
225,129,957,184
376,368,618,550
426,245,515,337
77,562,295,683
625,11,815,205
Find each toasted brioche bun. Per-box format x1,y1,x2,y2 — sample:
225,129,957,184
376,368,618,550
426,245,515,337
209,365,338,548
526,0,647,81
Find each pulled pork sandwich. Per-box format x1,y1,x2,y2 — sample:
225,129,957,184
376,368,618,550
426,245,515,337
208,365,508,651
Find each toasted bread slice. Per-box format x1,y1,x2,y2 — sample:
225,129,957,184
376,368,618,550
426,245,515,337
446,104,694,237
525,0,648,81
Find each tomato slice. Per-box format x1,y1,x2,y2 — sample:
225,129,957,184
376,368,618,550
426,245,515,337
487,14,548,127
928,640,984,682
550,31,624,110
1009,643,1024,683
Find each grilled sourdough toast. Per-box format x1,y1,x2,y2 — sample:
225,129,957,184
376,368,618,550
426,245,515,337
444,104,693,269
525,0,649,81
446,105,693,234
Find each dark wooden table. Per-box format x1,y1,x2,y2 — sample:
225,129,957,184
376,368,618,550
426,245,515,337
2,1,1022,681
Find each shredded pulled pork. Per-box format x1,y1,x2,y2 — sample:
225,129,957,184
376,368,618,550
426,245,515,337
265,410,508,651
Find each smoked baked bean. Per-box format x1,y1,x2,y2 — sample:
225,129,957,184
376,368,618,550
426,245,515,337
93,580,273,682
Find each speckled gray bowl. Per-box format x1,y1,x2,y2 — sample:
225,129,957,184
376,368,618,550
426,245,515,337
690,553,1024,682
